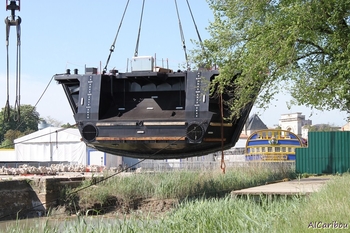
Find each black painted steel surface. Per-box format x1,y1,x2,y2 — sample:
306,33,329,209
55,69,253,159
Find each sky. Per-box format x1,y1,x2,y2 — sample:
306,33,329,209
0,0,348,128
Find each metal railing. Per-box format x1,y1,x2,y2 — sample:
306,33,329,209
139,160,295,172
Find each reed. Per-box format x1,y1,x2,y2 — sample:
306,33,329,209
8,165,350,232
80,162,295,202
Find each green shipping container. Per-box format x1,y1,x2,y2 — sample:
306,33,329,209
296,131,350,174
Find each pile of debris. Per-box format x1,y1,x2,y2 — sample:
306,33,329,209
0,164,106,175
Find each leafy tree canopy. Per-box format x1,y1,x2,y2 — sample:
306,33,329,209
306,124,340,132
193,0,350,118
42,116,62,127
0,104,40,147
61,122,76,128
1,130,25,149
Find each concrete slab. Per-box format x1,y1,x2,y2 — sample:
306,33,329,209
231,177,331,196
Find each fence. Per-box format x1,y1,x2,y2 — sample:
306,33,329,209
139,160,295,172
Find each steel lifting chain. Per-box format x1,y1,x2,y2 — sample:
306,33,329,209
4,0,21,121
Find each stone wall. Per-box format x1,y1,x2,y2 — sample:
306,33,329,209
0,177,84,220
0,180,44,220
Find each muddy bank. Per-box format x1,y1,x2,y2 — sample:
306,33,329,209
57,194,179,218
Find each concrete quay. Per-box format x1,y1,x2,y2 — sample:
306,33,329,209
232,177,331,197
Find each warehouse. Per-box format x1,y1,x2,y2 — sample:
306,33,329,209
12,127,138,168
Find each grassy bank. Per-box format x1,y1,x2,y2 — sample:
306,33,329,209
7,165,350,232
74,162,294,210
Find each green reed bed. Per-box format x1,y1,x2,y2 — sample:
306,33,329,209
6,174,350,232
76,163,295,205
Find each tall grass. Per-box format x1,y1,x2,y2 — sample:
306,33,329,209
76,162,295,207
5,173,350,232
285,174,350,231
4,166,350,233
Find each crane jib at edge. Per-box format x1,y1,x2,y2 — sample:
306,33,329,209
4,0,21,122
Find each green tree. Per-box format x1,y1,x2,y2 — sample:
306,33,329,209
0,104,40,146
193,0,350,118
306,124,340,132
1,129,25,149
61,122,76,128
43,115,62,127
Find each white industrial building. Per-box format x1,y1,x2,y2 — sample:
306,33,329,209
14,127,86,164
279,112,312,137
0,149,16,162
11,127,138,168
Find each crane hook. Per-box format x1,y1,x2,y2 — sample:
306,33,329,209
4,0,21,122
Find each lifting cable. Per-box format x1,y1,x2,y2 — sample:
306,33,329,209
174,0,189,70
220,93,226,174
0,71,74,151
185,0,205,53
13,18,21,121
4,0,21,121
103,0,130,74
103,0,205,72
134,0,146,57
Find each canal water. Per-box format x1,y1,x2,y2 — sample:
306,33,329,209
0,215,125,232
